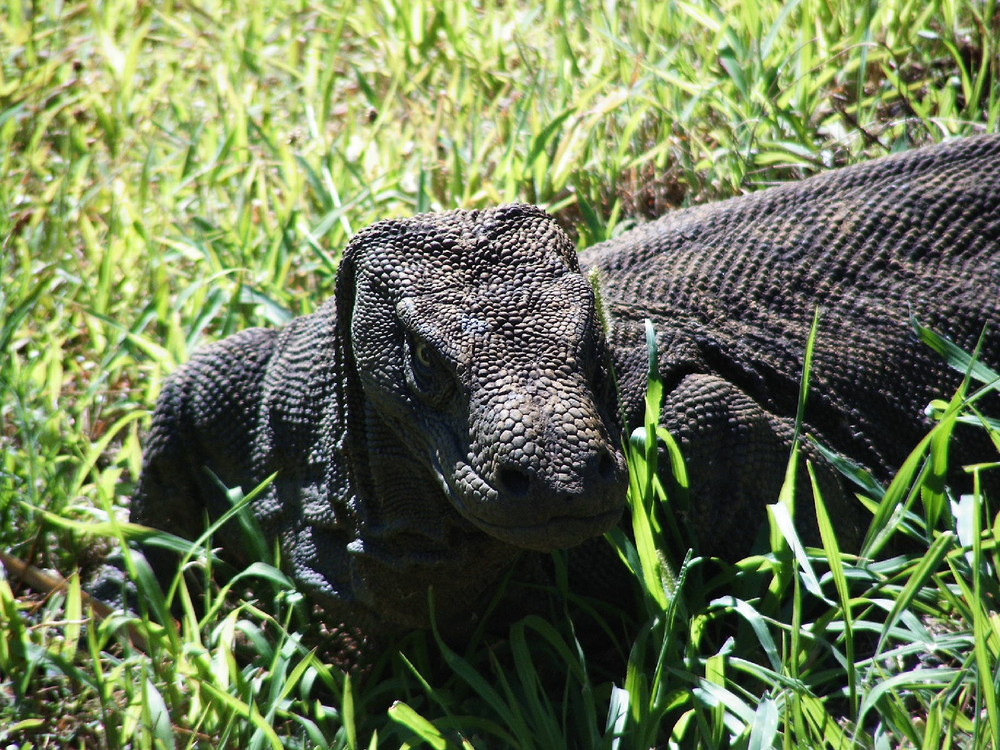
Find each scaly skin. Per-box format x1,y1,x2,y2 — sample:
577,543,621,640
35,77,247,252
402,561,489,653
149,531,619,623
583,134,1000,555
134,204,627,632
132,136,1000,631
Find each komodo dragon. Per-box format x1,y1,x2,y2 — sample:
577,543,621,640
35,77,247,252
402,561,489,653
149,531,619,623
130,135,999,633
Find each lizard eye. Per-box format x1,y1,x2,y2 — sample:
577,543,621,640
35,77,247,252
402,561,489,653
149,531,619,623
414,340,433,367
405,332,453,406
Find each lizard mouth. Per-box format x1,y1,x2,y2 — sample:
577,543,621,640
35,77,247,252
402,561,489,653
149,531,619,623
433,457,625,551
468,507,623,551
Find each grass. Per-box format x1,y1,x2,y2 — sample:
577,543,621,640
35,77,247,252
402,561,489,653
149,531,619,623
2,0,999,746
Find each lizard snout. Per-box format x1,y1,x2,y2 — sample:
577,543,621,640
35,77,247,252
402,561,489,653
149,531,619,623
494,442,623,505
462,390,628,550
489,443,627,550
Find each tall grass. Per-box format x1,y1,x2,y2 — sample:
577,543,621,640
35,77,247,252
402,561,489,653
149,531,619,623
2,0,998,746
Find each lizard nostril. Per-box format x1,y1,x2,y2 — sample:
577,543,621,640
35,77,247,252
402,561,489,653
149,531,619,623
498,466,531,497
597,450,617,480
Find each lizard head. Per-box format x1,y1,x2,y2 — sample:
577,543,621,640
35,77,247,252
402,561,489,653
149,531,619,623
334,204,627,551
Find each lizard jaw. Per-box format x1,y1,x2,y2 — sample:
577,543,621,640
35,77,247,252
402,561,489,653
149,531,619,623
434,457,626,551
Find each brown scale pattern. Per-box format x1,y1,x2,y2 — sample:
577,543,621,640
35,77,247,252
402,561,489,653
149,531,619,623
132,204,626,635
582,134,1000,555
126,137,999,637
